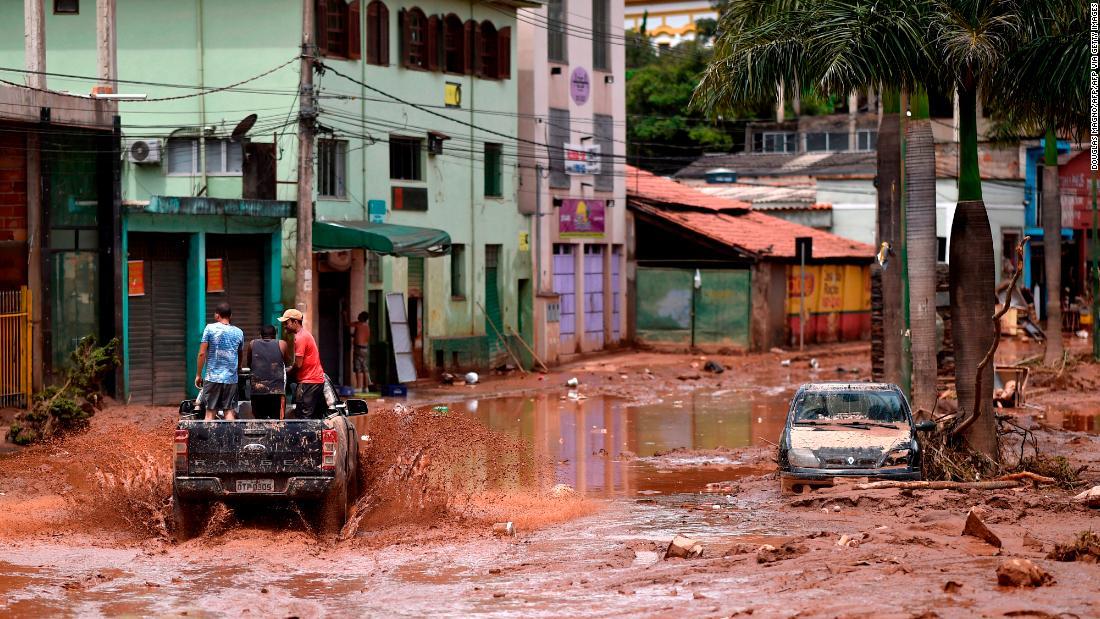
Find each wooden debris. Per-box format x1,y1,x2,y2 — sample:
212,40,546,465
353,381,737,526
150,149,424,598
962,509,1002,548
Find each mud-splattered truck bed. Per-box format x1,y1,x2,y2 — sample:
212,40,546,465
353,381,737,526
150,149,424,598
171,412,362,540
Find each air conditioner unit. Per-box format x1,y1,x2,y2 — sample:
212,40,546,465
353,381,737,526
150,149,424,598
126,139,162,164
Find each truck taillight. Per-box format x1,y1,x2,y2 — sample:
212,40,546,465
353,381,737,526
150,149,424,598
174,429,189,471
321,429,337,471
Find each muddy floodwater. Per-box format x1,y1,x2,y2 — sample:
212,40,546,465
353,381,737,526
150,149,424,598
363,388,791,497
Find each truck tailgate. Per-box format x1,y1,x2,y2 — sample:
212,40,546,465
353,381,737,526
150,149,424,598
180,420,326,476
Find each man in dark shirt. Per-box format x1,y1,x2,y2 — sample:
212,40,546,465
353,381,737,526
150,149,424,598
246,324,287,419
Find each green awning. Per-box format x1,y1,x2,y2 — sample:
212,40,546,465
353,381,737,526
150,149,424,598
312,221,451,257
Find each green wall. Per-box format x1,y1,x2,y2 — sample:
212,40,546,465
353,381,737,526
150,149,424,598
635,267,751,349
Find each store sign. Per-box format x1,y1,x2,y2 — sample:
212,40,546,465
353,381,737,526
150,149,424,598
368,199,386,223
518,231,530,251
564,143,601,175
570,67,590,105
206,258,225,293
127,260,145,296
559,198,605,238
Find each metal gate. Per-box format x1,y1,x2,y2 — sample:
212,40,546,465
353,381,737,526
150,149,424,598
635,267,751,350
583,245,605,349
0,287,32,408
553,244,576,352
128,234,189,405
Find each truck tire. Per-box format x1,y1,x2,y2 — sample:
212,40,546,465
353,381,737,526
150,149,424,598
315,466,348,537
171,490,209,542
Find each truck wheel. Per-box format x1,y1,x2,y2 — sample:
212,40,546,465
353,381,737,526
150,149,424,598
315,468,348,537
171,490,209,542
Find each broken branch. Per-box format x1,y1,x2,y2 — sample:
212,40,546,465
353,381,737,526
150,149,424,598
953,237,1029,439
855,480,1033,491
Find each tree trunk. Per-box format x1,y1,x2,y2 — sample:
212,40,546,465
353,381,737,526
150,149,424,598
906,114,937,415
877,92,903,385
950,84,997,459
1042,126,1063,366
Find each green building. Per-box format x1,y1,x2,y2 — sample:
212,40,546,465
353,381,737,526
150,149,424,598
0,0,536,403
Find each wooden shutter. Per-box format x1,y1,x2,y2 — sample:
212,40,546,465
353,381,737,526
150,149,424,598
496,26,510,79
315,0,329,55
347,1,361,60
378,2,390,66
426,15,440,71
366,1,379,64
463,19,476,75
398,8,409,68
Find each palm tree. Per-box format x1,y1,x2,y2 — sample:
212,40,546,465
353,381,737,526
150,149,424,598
695,0,926,389
993,1,1089,367
905,89,938,415
930,0,1021,458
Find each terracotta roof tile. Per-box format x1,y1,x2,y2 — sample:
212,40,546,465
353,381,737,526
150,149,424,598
627,166,873,261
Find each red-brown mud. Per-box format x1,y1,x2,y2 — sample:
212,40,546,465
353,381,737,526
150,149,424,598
1,342,1099,616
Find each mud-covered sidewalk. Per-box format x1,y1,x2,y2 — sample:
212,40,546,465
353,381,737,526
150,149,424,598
1,341,1099,617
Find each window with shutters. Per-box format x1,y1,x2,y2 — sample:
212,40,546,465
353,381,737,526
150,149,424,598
594,114,614,192
400,7,429,70
484,143,503,197
367,251,382,283
316,0,360,59
450,244,466,298
366,1,389,66
317,139,347,198
592,0,610,71
548,108,571,189
478,21,498,79
547,0,566,63
166,138,242,176
443,14,465,73
390,136,423,181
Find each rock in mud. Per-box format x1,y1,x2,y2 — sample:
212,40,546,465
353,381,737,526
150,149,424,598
996,558,1053,587
492,522,516,537
1074,486,1100,508
703,360,724,374
665,535,704,559
756,542,808,564
962,509,1002,548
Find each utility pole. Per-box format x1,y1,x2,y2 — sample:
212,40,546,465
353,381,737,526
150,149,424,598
24,0,45,391
295,0,316,326
95,0,117,93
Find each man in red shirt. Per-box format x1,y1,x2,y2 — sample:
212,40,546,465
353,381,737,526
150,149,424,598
277,308,327,419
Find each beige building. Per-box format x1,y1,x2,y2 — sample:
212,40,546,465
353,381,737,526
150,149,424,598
518,0,627,363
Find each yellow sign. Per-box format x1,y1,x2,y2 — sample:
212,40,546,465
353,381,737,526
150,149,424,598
127,260,145,296
445,82,462,108
518,231,530,251
206,258,225,293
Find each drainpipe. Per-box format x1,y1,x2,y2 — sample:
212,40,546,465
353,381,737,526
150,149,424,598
469,5,477,337
196,0,207,195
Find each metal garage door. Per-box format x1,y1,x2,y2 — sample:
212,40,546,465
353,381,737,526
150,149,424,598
552,244,576,352
634,267,751,349
612,246,622,342
206,235,265,341
584,245,604,349
128,233,188,405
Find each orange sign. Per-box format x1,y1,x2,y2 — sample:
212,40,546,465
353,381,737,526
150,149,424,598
127,260,145,296
206,258,225,293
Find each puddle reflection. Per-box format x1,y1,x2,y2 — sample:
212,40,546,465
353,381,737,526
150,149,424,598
457,389,790,497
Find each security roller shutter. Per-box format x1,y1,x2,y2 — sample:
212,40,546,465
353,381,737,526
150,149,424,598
128,233,188,405
206,235,266,341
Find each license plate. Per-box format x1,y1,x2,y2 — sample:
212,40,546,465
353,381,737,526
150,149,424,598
235,479,275,493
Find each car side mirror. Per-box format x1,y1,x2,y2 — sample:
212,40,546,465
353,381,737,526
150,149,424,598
345,398,369,416
913,420,937,433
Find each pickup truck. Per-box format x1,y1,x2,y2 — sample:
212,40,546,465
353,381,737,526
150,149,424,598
171,388,369,541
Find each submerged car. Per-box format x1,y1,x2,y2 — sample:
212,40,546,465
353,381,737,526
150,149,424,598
778,383,935,493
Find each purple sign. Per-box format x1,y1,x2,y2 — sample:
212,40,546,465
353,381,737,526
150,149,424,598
559,198,605,237
570,67,590,105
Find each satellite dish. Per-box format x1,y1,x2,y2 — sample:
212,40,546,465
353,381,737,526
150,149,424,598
231,113,258,140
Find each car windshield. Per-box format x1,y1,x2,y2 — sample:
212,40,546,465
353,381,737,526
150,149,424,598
793,390,907,425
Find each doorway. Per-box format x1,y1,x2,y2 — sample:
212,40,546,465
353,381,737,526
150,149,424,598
318,271,350,387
